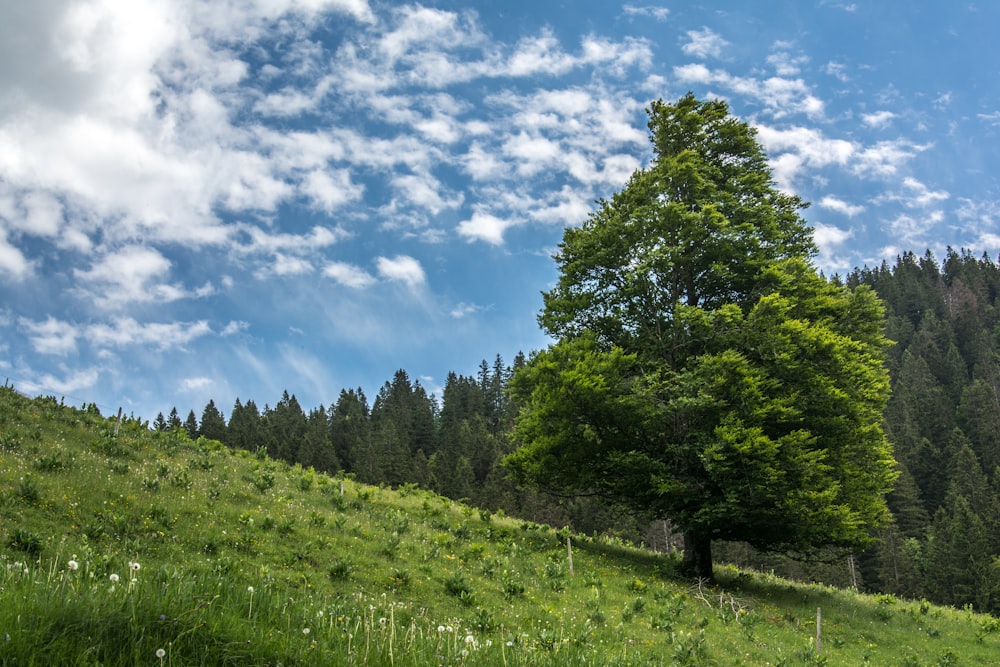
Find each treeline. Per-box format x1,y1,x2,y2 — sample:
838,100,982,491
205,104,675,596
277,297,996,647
154,354,640,538
155,247,1000,613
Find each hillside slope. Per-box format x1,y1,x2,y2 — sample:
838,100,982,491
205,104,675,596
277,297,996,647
1,385,996,666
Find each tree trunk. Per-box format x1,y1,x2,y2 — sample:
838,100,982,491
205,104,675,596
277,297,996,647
683,532,714,581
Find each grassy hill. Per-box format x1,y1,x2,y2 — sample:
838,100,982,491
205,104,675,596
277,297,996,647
1,385,997,666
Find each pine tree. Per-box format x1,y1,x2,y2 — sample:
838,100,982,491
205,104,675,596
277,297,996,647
199,400,226,442
184,410,199,439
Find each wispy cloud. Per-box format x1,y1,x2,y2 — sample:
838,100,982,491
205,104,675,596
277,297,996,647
819,196,866,217
978,111,1000,126
623,5,670,21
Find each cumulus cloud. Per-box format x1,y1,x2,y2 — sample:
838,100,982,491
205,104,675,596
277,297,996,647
323,261,377,288
458,210,518,245
376,255,425,289
673,63,824,118
755,125,855,188
20,316,79,356
862,110,896,128
681,28,728,59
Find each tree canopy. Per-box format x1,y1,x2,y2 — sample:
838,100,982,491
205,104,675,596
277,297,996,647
505,94,896,578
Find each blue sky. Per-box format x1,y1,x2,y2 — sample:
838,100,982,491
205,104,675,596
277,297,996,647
1,1,998,422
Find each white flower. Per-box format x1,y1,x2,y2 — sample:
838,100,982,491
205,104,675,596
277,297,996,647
302,628,310,635
465,635,475,644
437,625,445,632
67,560,79,571
109,573,120,583
129,561,141,571
156,648,166,658
247,586,254,593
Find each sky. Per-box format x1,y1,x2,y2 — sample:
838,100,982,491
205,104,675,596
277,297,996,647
1,1,999,422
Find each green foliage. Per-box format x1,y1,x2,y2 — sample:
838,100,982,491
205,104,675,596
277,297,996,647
507,94,894,578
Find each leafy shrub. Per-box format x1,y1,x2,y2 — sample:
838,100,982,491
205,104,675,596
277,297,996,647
328,559,351,580
7,528,43,557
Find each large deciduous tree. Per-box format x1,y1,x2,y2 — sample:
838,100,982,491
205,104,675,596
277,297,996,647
505,94,896,578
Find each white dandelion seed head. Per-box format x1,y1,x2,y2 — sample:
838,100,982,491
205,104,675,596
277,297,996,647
67,560,79,571
109,573,119,582
156,648,166,658
248,586,254,593
302,628,310,635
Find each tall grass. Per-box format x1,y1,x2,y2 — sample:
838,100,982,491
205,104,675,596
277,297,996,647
1,385,999,665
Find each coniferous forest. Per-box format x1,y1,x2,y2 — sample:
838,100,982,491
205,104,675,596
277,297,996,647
150,247,1000,613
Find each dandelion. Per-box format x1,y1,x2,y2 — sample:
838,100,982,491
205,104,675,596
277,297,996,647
109,573,119,582
156,648,165,665
303,628,311,635
129,561,141,571
465,635,475,644
437,625,445,633
67,560,79,571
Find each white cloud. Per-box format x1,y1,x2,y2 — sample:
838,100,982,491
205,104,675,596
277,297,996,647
73,244,185,309
450,302,488,319
18,367,101,397
767,46,808,76
179,376,213,392
20,316,79,355
853,140,928,177
323,261,376,288
818,196,865,217
681,28,728,59
812,222,854,248
673,64,824,119
824,61,849,82
899,177,949,208
458,211,517,245
301,169,363,213
885,210,944,247
220,321,249,336
862,110,896,128
86,317,212,351
0,229,34,280
376,255,425,288
623,5,670,21
755,125,856,188
978,111,1000,126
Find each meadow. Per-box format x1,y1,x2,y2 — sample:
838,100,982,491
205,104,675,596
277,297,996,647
1,384,997,666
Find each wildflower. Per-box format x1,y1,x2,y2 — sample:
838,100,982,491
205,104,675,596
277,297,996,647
129,561,141,571
67,560,79,571
303,628,310,635
156,648,165,658
465,635,475,644
437,625,445,633
109,573,119,582
247,586,254,594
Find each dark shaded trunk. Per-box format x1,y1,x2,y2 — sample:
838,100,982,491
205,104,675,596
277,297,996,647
683,532,714,581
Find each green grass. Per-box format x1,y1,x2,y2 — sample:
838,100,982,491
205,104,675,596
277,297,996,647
0,385,996,666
